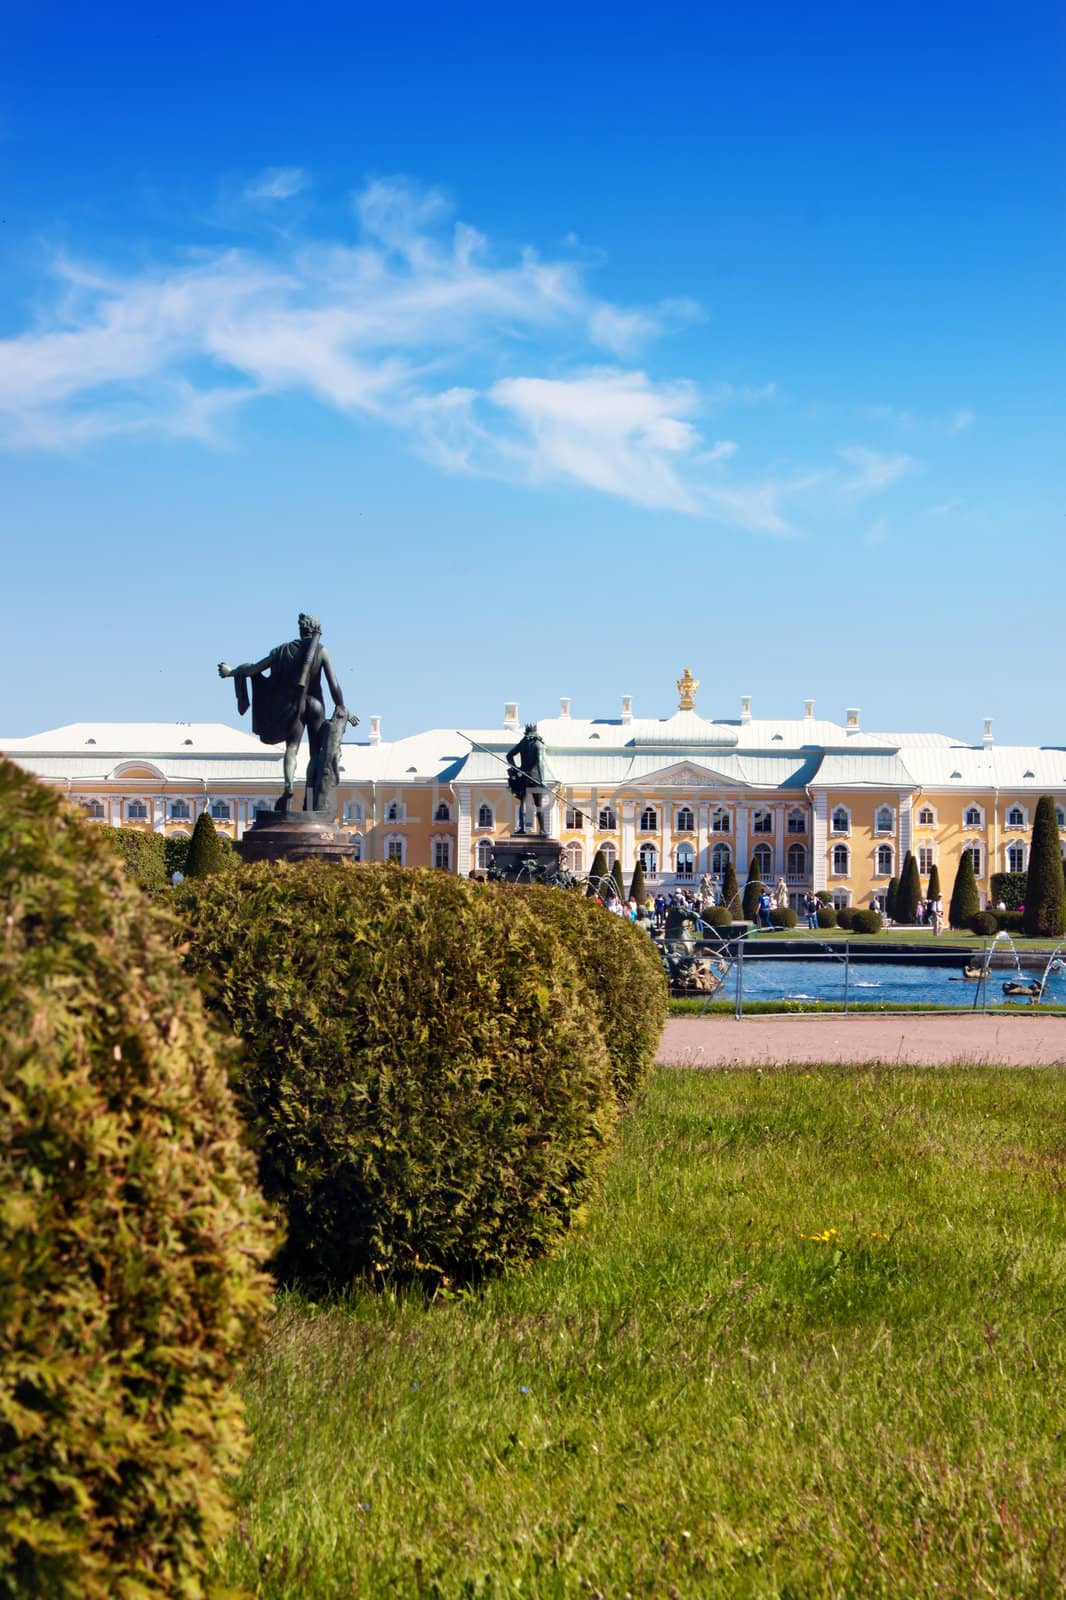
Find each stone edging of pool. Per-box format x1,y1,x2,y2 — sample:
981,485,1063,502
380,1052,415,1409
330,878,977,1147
657,1013,1066,1068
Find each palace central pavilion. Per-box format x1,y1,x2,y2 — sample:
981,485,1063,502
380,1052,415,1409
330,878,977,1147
5,674,1065,910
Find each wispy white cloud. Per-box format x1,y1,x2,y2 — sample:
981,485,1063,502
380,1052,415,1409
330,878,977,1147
837,444,914,494
949,407,975,433
863,516,889,546
245,166,307,201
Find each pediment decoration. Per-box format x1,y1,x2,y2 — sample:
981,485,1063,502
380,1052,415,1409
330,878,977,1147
631,761,744,789
107,761,166,781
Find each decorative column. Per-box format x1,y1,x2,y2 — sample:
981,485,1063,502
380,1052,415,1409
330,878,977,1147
773,803,786,879
735,803,749,877
456,786,472,876
153,797,166,833
811,794,828,892
660,806,673,880
899,794,912,868
697,803,710,875
620,801,636,875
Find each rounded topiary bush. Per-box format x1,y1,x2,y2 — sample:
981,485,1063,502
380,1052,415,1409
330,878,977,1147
850,908,883,934
969,910,999,936
816,904,838,929
702,905,733,928
513,884,667,1104
836,906,857,931
177,863,618,1289
769,907,798,929
0,761,273,1600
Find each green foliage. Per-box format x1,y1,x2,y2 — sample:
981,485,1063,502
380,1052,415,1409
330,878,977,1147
851,908,883,934
896,852,920,924
163,833,191,881
949,850,980,929
702,905,733,928
628,859,646,906
99,824,167,893
969,910,999,936
515,885,667,1105
769,907,798,928
184,808,227,878
177,864,618,1290
0,761,272,1600
992,909,1024,934
1023,796,1066,937
610,860,626,903
990,871,1026,910
742,861,763,921
836,906,857,930
587,847,608,898
816,904,838,928
926,863,941,903
885,875,900,921
719,860,740,914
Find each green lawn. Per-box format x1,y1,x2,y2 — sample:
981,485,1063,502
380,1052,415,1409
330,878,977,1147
218,1067,1066,1598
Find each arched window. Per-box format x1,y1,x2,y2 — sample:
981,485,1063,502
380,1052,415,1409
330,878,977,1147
876,843,893,876
875,806,893,834
676,807,695,833
127,800,148,821
639,807,658,832
711,842,731,875
964,805,984,829
565,806,584,828
752,843,772,878
476,839,493,872
831,807,850,835
786,843,807,877
1057,806,1066,830
710,807,730,833
210,799,231,820
169,800,190,820
917,806,936,827
598,807,616,830
433,838,451,869
565,841,584,875
601,842,617,871
676,842,695,879
477,803,494,829
751,809,772,834
252,802,272,821
638,841,658,874
1007,843,1026,872
832,843,849,876
434,802,451,823
385,802,400,823
385,836,406,865
963,843,982,875
81,799,105,819
832,888,852,910
1006,806,1025,828
786,808,806,834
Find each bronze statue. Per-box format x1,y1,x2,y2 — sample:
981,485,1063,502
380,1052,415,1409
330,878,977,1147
505,722,550,836
219,613,358,814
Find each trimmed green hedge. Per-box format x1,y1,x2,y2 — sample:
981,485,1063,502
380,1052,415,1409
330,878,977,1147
512,885,667,1104
0,762,272,1599
701,905,733,928
100,824,168,892
836,906,857,930
851,908,883,934
990,871,1026,910
817,905,838,928
177,864,618,1290
769,907,798,929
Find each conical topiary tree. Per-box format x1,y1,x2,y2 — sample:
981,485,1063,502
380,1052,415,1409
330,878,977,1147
629,859,646,906
885,875,899,922
611,860,626,903
742,860,763,921
926,863,941,904
720,860,740,916
896,852,920,924
185,810,226,879
1023,795,1066,936
949,850,979,929
587,847,607,898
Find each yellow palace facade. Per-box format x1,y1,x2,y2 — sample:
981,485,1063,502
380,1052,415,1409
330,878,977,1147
4,674,1065,910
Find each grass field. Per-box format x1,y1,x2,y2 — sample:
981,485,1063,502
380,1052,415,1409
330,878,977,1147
218,1067,1066,1598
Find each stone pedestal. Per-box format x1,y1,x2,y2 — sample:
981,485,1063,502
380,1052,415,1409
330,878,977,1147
238,810,361,866
490,834,564,884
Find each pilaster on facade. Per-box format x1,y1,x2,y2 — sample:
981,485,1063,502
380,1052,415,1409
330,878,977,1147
455,786,472,876
735,803,749,877
153,797,166,833
773,803,785,877
811,794,828,891
697,804,709,874
899,794,913,866
619,801,636,873
660,811,673,879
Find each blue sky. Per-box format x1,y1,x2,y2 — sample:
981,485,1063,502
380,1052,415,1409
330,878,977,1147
1,1,1063,744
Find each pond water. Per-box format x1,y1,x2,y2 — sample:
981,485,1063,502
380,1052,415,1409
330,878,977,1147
722,955,1066,1009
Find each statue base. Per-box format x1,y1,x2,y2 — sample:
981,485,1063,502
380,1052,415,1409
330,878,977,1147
490,834,564,884
238,809,361,867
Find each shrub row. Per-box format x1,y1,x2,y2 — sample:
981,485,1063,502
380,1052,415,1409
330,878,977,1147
0,762,272,1598
100,819,234,892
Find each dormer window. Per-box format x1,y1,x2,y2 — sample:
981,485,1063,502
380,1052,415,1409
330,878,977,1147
917,807,935,827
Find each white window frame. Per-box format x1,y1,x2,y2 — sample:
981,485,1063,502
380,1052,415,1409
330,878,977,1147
831,842,850,876
81,799,105,819
962,840,982,876
565,841,584,875
710,807,731,833
169,799,191,821
348,832,363,861
874,806,894,835
432,836,451,870
918,844,935,874
1006,843,1026,873
752,842,773,877
786,808,806,834
639,841,658,874
126,800,149,821
600,842,618,871
1057,806,1066,831
711,842,731,874
384,834,406,865
565,806,584,829
639,807,658,832
343,800,364,824
751,808,772,834
598,807,617,831
476,839,493,872
786,842,807,876
1004,805,1027,829
433,801,451,823
675,842,696,878
384,800,405,824
675,807,695,833
916,805,937,828
831,806,851,836
963,803,985,829
875,843,894,877
476,803,494,830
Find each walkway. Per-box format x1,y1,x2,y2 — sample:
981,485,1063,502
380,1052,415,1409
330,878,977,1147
658,1013,1066,1068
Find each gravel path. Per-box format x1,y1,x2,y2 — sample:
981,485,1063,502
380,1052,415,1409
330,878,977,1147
658,1013,1066,1067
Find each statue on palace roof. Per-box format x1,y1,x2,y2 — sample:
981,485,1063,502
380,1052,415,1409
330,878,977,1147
676,667,699,711
219,613,358,815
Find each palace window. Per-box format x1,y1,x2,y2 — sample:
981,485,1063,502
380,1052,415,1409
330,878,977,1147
344,801,363,824
434,802,451,823
600,842,617,870
832,843,849,876
476,839,493,872
210,800,231,820
917,807,936,827
831,807,850,835
349,834,363,861
676,843,695,879
964,805,984,828
1007,844,1026,873
433,839,451,870
81,799,105,819
711,842,731,875
786,808,806,834
1057,807,1066,830
963,843,982,876
1006,806,1025,828
875,806,894,834
169,800,190,821
252,802,271,820
566,841,584,875
565,807,584,828
832,889,852,910
477,803,494,829
385,802,402,823
676,807,695,833
127,800,148,821
752,809,772,834
918,845,934,874
385,836,405,865
639,842,658,874
752,843,772,878
710,807,730,833
786,843,807,877
639,807,658,832
598,807,616,830
876,843,893,876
